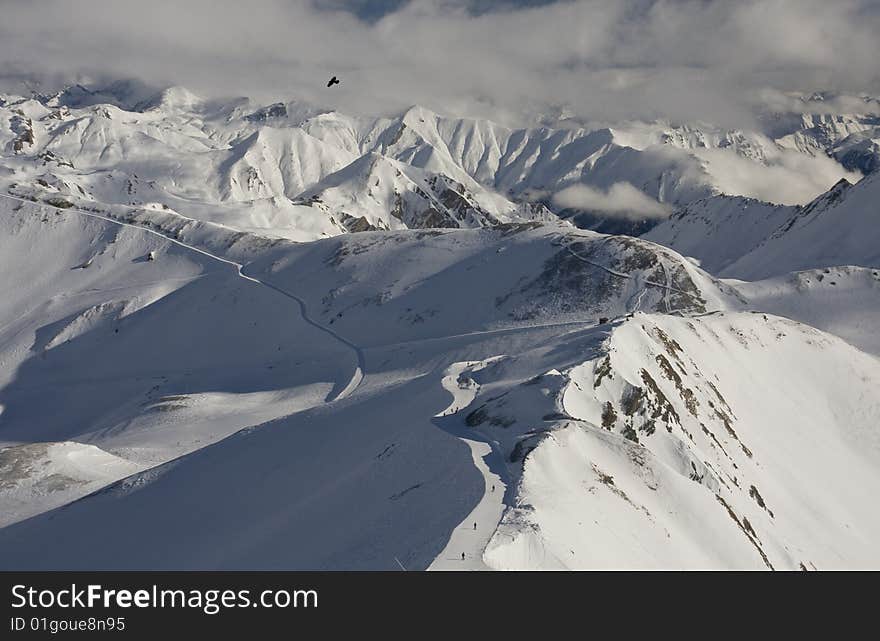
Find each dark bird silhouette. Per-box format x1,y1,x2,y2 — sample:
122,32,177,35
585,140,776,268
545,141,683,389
327,76,340,88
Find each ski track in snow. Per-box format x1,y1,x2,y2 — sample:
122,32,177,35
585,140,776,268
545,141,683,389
0,192,364,403
626,272,647,313
660,260,672,313
428,363,510,571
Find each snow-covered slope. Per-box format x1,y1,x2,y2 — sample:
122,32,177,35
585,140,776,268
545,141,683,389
2,85,871,242
722,172,880,279
2,84,879,571
0,196,356,468
645,172,880,280
291,152,544,232
0,194,754,569
0,441,141,527
729,266,880,356
243,223,734,349
2,190,878,569
642,195,798,274
484,312,880,569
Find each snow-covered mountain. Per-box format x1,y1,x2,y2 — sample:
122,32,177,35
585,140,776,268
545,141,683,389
644,171,880,280
761,105,880,174
1,84,879,570
729,266,880,356
485,311,880,569
0,188,878,569
1,85,872,242
641,195,797,275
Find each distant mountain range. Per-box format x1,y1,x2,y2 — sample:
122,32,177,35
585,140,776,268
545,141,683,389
2,84,876,241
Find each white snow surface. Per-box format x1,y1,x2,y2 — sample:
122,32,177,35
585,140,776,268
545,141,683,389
1,87,871,243
485,312,880,569
1,86,879,570
645,172,880,280
729,266,880,356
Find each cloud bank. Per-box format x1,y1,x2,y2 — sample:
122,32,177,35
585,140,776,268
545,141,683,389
553,183,672,219
695,149,863,205
1,1,879,127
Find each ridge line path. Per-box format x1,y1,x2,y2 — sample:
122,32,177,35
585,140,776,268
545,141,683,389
0,192,364,402
428,362,510,570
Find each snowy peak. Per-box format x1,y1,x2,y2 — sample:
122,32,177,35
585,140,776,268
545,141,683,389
3,84,875,242
767,177,854,239
642,196,799,274
482,311,880,569
721,171,880,278
293,152,516,232
219,127,357,202
644,171,879,280
244,100,332,128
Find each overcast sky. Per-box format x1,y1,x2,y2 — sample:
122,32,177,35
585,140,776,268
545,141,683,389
2,0,879,127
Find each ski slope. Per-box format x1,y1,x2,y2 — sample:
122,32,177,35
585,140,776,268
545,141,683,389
428,362,508,570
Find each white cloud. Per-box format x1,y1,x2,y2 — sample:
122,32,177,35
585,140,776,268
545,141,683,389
552,182,672,219
0,1,879,128
694,148,863,205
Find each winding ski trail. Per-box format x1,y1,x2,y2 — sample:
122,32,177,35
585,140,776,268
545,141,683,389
427,362,512,570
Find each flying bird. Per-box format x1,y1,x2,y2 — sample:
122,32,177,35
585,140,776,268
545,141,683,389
327,76,340,88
